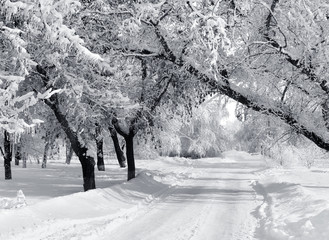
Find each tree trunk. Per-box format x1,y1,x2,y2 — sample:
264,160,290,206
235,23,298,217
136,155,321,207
110,128,126,168
42,142,49,168
22,153,27,168
53,110,95,191
95,125,105,171
65,142,73,165
15,143,21,166
112,118,136,181
81,156,96,190
37,65,96,191
46,98,96,191
125,134,135,181
4,131,12,180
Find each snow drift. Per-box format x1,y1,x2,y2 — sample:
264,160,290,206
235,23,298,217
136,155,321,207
0,190,26,209
253,178,329,240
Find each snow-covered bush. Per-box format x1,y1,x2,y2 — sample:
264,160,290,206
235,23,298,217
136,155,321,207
155,96,231,158
0,190,26,209
233,110,329,168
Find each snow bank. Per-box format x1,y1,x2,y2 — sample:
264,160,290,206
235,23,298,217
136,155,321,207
0,190,26,209
253,179,329,240
0,167,193,239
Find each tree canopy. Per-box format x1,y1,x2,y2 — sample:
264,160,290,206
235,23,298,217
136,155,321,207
1,0,329,189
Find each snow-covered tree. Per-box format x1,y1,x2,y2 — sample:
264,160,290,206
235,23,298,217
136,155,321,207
0,1,62,179
111,0,329,154
0,0,108,189
3,0,329,190
158,95,230,158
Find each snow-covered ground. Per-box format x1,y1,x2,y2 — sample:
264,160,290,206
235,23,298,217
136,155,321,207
0,151,329,240
253,167,329,239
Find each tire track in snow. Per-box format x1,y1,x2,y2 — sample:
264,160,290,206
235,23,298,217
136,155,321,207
177,199,215,240
104,156,264,240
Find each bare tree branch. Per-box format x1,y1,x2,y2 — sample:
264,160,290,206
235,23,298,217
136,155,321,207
151,23,177,62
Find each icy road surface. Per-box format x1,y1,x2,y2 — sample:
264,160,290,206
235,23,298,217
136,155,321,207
0,151,265,240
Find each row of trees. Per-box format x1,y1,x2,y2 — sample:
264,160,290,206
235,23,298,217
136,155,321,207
1,0,329,191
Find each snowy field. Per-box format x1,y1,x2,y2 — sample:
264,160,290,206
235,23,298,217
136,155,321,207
1,151,329,240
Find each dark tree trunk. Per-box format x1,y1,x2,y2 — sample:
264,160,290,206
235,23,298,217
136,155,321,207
65,142,73,165
37,65,96,191
112,118,136,180
15,143,21,166
53,111,95,191
42,142,49,168
4,131,12,180
81,156,96,190
109,127,126,168
95,125,105,171
45,96,96,191
125,133,135,181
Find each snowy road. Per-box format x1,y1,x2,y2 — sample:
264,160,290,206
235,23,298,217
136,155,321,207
1,151,266,240
108,153,264,240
